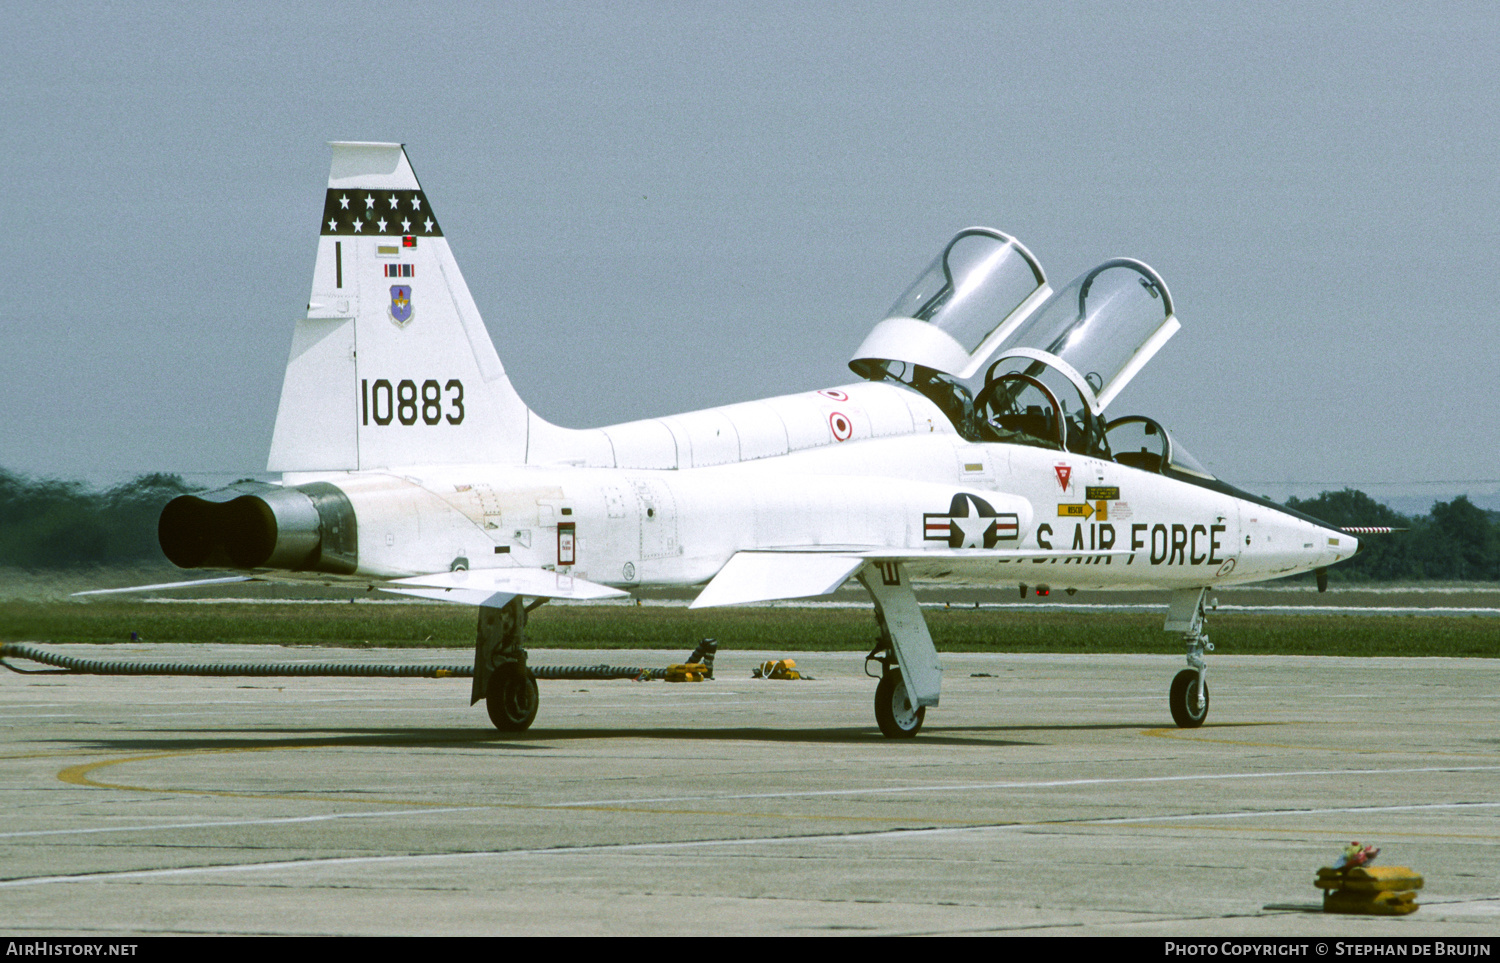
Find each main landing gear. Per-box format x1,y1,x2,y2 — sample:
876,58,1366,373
1165,587,1213,728
866,610,924,737
860,562,943,739
873,668,925,738
473,596,538,732
487,662,539,731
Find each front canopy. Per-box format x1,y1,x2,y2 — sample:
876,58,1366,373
1104,416,1216,479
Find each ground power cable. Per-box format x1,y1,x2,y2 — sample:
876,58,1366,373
0,641,716,682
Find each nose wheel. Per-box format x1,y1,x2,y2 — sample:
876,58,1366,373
1169,668,1209,728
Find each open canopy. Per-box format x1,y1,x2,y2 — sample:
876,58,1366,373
849,234,1187,463
969,260,1179,457
995,258,1178,410
849,229,1050,382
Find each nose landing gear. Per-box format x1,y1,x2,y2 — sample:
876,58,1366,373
1165,587,1213,728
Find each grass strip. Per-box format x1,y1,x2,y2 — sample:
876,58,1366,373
1,600,1495,657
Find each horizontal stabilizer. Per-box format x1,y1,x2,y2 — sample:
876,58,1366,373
381,567,629,606
690,552,866,608
72,576,255,597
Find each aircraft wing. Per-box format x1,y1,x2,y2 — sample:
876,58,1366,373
380,568,630,606
689,548,1131,608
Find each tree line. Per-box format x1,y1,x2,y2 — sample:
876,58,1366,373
1,469,1496,580
0,470,194,569
1285,489,1499,582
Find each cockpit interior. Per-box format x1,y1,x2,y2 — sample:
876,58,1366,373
849,228,1217,482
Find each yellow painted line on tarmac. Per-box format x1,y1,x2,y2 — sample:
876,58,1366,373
2,748,136,762
51,746,980,827
56,748,456,807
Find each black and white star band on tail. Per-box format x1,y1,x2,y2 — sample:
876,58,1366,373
321,190,442,236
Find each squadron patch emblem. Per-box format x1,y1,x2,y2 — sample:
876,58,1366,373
389,285,413,327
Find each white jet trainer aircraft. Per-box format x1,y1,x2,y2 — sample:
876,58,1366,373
155,143,1359,737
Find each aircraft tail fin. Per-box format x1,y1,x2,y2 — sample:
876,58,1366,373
268,142,533,472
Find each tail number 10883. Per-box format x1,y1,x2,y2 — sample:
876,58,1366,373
361,378,465,426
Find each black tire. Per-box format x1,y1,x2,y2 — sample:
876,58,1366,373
486,663,539,732
1169,668,1209,728
874,669,925,738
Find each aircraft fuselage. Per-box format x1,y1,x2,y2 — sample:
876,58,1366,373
279,384,1352,594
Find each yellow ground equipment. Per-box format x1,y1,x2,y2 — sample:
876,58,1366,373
662,663,709,683
753,659,803,680
1315,866,1422,915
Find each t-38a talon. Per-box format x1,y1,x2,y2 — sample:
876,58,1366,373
110,142,1365,737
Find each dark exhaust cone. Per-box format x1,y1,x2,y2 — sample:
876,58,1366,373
159,481,357,574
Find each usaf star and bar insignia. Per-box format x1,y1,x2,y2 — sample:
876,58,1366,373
321,189,443,237
923,493,1019,549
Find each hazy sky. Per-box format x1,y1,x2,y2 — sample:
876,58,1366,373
4,2,1496,505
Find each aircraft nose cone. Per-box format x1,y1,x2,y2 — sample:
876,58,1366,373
1324,526,1358,561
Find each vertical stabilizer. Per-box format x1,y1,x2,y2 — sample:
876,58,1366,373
268,142,532,471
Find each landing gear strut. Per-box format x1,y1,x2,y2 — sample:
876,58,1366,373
473,596,538,732
1165,587,1213,728
859,563,942,739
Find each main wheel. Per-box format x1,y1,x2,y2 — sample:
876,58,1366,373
486,662,539,732
1169,668,1209,728
874,669,925,738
